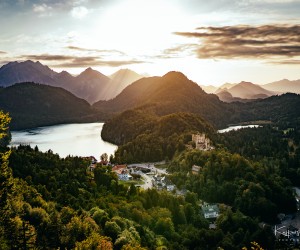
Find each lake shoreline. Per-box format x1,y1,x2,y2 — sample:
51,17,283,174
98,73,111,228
10,122,117,159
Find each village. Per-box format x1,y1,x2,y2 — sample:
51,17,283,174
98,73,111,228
87,132,300,247
85,132,221,224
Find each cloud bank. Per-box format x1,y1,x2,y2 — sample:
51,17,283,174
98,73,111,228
175,24,300,63
21,54,145,67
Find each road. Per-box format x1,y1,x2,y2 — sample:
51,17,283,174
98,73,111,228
128,162,167,190
141,173,153,189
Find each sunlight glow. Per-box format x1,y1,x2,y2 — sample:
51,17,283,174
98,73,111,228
96,0,187,56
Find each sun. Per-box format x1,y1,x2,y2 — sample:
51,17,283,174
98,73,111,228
96,0,186,57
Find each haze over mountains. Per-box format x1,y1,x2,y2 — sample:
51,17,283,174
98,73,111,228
263,79,300,93
0,68,300,131
1,60,300,105
93,71,229,127
201,79,300,102
0,60,144,104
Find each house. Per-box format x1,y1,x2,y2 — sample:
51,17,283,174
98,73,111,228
192,165,201,175
202,204,220,219
112,165,127,174
84,156,98,172
118,171,133,181
152,174,176,192
89,163,97,172
112,165,133,181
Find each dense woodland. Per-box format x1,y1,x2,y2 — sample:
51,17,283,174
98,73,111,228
103,111,214,163
0,110,282,249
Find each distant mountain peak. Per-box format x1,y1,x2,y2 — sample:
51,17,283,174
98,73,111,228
110,68,143,79
82,67,95,73
239,81,254,86
163,71,188,80
78,67,107,79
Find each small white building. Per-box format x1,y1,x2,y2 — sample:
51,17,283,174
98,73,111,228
202,204,220,219
118,173,133,181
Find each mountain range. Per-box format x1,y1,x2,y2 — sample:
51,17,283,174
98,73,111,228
1,60,300,104
99,71,300,147
0,60,143,104
263,79,300,93
201,79,300,102
0,69,300,131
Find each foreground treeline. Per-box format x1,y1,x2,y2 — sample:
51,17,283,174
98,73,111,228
1,111,276,249
1,146,276,249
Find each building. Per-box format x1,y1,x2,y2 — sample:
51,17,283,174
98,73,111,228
192,165,201,175
192,133,214,151
112,165,133,181
202,204,220,219
118,171,133,181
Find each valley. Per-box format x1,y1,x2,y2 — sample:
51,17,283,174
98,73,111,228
1,63,300,249
2,1,300,248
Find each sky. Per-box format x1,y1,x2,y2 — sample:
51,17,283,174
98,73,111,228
0,0,300,86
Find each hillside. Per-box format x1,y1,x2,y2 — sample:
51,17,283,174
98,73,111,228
102,111,215,162
94,71,232,128
236,93,300,127
0,82,102,130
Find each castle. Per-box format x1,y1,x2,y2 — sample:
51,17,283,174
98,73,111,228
192,133,214,151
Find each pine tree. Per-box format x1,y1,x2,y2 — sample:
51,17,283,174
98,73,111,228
0,111,14,249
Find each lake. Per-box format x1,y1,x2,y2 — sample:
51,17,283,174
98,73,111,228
10,123,118,160
218,125,260,133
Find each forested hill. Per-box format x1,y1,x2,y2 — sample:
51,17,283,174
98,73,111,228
236,93,300,127
0,82,103,130
102,111,214,162
93,71,233,128
94,71,300,129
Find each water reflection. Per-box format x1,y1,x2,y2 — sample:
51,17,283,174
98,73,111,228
10,123,117,160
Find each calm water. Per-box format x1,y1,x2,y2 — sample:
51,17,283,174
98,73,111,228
218,125,260,133
10,123,118,160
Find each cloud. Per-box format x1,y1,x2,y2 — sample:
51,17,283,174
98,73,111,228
66,46,126,55
55,59,145,68
21,54,145,67
272,59,300,64
174,24,300,63
159,44,198,59
0,51,7,55
33,3,53,16
71,6,89,19
23,54,76,61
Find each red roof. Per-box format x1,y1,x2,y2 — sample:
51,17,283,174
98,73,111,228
112,165,126,172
